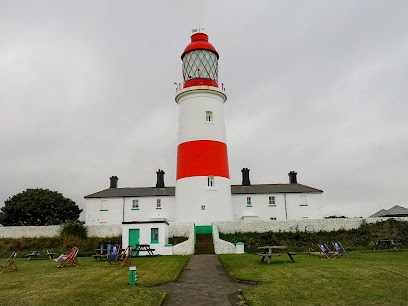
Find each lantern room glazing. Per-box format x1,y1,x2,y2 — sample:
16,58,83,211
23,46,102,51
181,33,219,88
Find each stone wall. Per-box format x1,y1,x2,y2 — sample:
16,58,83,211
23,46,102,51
170,222,195,255
214,217,408,234
211,217,408,254
0,224,123,238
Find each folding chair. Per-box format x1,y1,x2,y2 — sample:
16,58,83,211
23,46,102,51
105,244,121,266
332,242,349,258
117,246,133,267
0,251,19,273
58,247,81,268
317,243,336,259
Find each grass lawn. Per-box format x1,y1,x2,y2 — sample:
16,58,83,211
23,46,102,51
0,255,188,306
220,250,408,306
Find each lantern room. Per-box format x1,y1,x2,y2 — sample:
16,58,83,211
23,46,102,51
181,33,219,88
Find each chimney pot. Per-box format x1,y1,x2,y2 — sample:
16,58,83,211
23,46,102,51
110,176,119,188
288,171,297,184
156,169,165,188
241,168,251,186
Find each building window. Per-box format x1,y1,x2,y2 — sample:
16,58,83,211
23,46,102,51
300,195,308,206
269,196,276,206
246,197,252,207
132,199,139,210
151,228,159,244
207,176,214,187
156,199,161,209
100,200,108,211
270,217,277,220
206,111,213,122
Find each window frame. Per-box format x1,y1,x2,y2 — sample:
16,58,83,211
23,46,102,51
156,199,162,209
206,111,213,122
246,196,252,207
132,199,139,210
151,228,159,244
207,176,214,188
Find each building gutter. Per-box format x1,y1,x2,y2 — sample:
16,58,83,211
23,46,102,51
284,193,288,220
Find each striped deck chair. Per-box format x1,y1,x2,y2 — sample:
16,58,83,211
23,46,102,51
332,242,349,258
58,247,80,268
317,243,336,259
117,246,133,267
105,244,121,266
0,251,19,273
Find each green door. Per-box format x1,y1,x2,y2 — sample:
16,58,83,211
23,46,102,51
129,229,140,246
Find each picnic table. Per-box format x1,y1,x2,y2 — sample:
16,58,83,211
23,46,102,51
255,246,297,264
92,249,108,260
25,251,40,260
372,240,400,250
45,250,56,259
24,250,56,260
132,244,155,256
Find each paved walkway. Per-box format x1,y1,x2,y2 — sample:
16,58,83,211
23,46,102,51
154,254,253,306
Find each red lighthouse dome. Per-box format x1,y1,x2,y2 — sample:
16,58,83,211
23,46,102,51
181,33,219,88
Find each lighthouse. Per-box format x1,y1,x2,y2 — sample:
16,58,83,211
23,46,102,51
174,32,233,226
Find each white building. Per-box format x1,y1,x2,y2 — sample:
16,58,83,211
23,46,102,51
84,32,324,254
85,170,323,226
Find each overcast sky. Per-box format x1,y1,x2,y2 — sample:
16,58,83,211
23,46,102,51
1,0,407,219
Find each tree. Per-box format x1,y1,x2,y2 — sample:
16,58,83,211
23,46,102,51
0,188,83,226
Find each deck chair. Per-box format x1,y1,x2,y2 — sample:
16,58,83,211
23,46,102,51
332,242,349,258
0,251,19,273
117,246,133,267
317,243,336,259
58,247,80,268
105,244,121,266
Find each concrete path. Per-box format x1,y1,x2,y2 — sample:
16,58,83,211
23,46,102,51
154,254,253,306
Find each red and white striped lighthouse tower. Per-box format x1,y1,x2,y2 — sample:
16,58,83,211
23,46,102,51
174,32,233,225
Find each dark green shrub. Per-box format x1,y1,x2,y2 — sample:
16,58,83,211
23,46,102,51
59,220,88,239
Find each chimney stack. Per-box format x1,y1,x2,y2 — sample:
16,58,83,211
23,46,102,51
110,176,119,188
156,169,165,188
288,171,297,184
241,168,251,186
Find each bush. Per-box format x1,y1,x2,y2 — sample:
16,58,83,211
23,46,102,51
220,219,408,253
59,220,88,239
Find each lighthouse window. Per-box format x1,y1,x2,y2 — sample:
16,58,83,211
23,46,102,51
246,197,252,206
182,50,218,83
206,111,213,122
207,176,214,187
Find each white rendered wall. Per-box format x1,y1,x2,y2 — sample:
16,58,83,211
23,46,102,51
175,177,233,225
86,196,176,225
231,193,324,221
86,198,124,225
1,218,407,239
123,196,175,223
175,86,227,144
